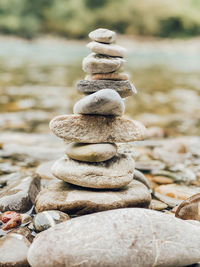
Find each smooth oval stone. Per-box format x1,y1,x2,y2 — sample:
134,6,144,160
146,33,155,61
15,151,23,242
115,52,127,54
66,142,117,162
76,79,136,98
82,53,124,74
73,89,125,116
50,114,146,143
89,28,116,43
175,193,200,221
133,169,151,190
33,210,70,232
87,41,126,57
85,72,129,80
150,199,168,211
0,233,30,267
28,208,200,267
35,180,151,215
51,153,134,189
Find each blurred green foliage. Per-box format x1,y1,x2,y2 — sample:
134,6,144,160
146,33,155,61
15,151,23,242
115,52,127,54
0,0,199,38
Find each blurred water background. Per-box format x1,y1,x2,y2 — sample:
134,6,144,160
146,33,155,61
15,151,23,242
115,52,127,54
0,0,200,136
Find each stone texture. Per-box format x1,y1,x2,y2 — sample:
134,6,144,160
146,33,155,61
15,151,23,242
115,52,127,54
87,41,126,57
77,79,136,98
33,210,70,232
50,114,146,143
0,233,30,267
82,53,124,74
133,169,151,190
154,184,200,207
36,161,57,180
85,72,129,81
73,89,125,116
175,193,200,221
0,175,40,212
51,153,134,189
66,142,117,162
89,28,116,43
150,199,168,211
35,180,151,215
28,208,200,267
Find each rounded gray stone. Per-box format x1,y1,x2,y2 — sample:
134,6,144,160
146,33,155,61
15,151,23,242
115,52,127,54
89,28,116,43
66,142,117,162
76,79,137,98
73,89,125,116
87,41,126,57
51,153,135,189
33,210,70,232
35,180,151,215
82,53,124,74
28,208,200,267
49,114,146,143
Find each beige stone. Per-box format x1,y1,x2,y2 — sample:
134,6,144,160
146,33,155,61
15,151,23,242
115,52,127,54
87,41,126,57
51,153,134,189
35,180,151,215
85,72,129,81
82,53,124,74
66,142,117,162
49,114,146,143
28,208,200,267
89,28,116,43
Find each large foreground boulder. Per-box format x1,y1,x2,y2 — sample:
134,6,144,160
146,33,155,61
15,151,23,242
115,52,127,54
28,208,200,267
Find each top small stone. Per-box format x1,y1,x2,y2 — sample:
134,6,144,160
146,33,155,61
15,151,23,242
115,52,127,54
89,28,116,44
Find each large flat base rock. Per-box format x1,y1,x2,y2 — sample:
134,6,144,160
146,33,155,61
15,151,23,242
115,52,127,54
76,79,136,98
51,153,135,189
35,180,151,215
28,208,200,267
50,114,146,143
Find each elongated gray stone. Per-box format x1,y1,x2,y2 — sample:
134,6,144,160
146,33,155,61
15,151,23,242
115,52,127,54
87,41,126,57
28,208,200,267
89,28,116,43
82,53,124,74
49,114,146,143
73,89,125,116
51,153,134,189
35,180,151,215
76,79,136,98
66,142,117,162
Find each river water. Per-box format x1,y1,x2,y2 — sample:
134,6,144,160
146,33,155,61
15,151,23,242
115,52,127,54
0,36,200,136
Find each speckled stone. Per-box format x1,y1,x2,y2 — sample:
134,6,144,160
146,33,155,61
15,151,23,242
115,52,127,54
28,208,200,267
49,114,146,143
51,153,135,189
76,79,136,98
73,89,125,116
35,180,151,215
89,28,116,43
82,53,124,74
87,41,126,57
66,142,117,162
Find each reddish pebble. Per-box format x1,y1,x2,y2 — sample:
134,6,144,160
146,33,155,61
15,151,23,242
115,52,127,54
0,211,22,231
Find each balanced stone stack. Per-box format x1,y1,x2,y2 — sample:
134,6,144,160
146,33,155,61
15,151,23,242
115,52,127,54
47,28,149,214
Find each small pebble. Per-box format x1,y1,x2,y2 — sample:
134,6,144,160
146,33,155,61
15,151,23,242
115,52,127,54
0,211,21,231
89,28,116,44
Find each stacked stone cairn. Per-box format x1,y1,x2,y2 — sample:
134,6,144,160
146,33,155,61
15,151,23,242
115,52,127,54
49,28,149,213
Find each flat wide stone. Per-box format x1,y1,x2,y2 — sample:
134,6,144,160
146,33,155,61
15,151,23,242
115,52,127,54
66,142,117,162
89,28,116,43
82,53,124,74
51,153,134,189
35,180,151,215
87,41,126,57
50,114,146,143
85,72,129,80
28,208,200,267
73,89,125,116
76,79,136,98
